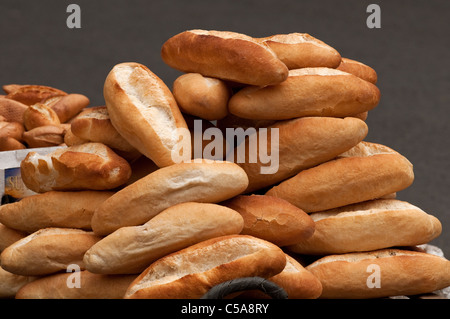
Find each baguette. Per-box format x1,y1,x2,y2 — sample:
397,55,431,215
0,98,28,123
41,93,90,123
0,136,26,151
103,62,190,167
15,270,136,299
0,266,37,299
236,117,368,193
0,228,101,276
241,254,323,299
70,106,140,158
0,121,24,141
124,235,287,299
5,85,67,106
228,68,380,120
172,73,230,120
288,199,442,255
22,102,61,130
306,249,450,299
266,142,414,212
84,202,244,274
91,160,249,235
161,29,289,86
20,142,132,193
21,125,65,148
222,195,315,247
336,57,378,84
0,191,114,233
259,33,341,69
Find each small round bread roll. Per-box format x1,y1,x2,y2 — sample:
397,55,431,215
23,103,61,130
172,73,230,120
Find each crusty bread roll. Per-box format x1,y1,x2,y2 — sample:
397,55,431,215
85,202,244,274
0,228,102,276
0,266,37,299
223,195,315,247
306,249,450,299
266,142,414,212
337,57,378,84
20,142,132,193
40,93,90,123
103,62,190,167
5,85,67,106
235,117,368,193
259,33,342,69
161,29,289,86
0,223,27,253
22,102,61,130
0,136,26,151
91,160,249,235
0,121,24,141
15,270,136,299
2,84,26,94
22,125,65,148
0,191,114,233
63,125,88,146
288,199,442,255
69,106,140,158
172,73,231,120
228,68,380,120
0,98,28,123
124,235,287,299
241,254,323,299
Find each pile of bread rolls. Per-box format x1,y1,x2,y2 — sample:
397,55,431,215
0,29,449,299
0,84,90,151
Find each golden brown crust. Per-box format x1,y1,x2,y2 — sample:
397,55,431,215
222,195,315,246
0,266,37,298
0,136,26,151
288,199,442,255
266,142,414,212
21,125,65,148
161,30,289,86
91,160,249,236
22,102,61,130
20,143,132,193
337,57,378,84
172,73,231,120
0,121,25,141
5,85,67,106
0,224,27,252
259,33,341,69
306,249,450,298
228,68,381,120
103,62,190,167
0,228,102,276
42,94,90,123
236,117,368,193
0,98,28,123
0,191,114,233
15,270,136,299
84,202,244,274
124,235,286,299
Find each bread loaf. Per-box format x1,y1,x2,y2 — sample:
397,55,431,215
0,191,114,233
22,125,65,148
0,136,26,151
15,270,136,299
336,57,377,84
235,117,368,193
0,121,24,141
20,142,132,193
172,73,230,120
306,249,450,298
84,202,244,274
0,266,37,299
0,228,102,276
223,195,315,246
288,199,442,255
22,102,61,130
266,142,414,212
124,235,287,299
103,62,190,167
5,85,67,106
41,93,90,123
259,33,341,69
161,29,289,86
228,68,380,120
0,98,28,123
91,160,249,235
0,223,27,252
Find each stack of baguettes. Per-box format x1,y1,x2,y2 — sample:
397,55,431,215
0,29,449,299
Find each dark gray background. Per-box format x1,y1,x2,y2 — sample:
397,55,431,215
1,0,449,257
